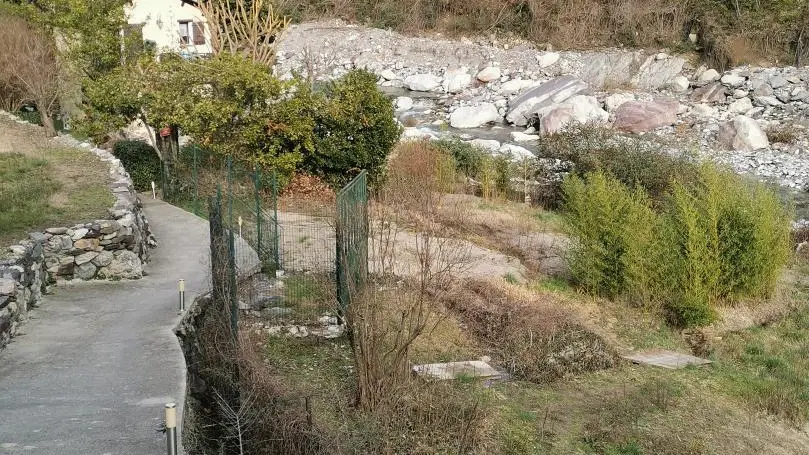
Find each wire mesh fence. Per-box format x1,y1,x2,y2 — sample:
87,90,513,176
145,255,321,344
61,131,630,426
165,146,366,327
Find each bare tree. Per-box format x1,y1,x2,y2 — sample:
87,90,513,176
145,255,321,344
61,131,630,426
349,142,473,411
197,0,290,67
0,14,63,136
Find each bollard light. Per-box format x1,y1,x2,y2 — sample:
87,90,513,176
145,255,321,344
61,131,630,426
178,279,186,313
165,402,178,455
151,181,156,199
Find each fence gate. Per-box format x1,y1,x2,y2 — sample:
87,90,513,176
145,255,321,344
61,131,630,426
336,171,369,312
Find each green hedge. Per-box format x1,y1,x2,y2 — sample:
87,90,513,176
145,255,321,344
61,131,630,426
112,140,162,191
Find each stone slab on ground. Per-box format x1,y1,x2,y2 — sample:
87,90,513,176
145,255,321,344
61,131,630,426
412,360,503,380
622,350,712,369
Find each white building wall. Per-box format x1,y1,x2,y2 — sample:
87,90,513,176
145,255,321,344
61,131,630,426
126,0,212,56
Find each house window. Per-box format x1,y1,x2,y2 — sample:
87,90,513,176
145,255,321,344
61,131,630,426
179,20,205,46
192,22,205,45
178,21,190,45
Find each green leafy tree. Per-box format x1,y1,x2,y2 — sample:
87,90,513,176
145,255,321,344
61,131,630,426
306,69,401,186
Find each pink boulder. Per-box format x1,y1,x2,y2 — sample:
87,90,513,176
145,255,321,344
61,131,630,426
613,98,679,133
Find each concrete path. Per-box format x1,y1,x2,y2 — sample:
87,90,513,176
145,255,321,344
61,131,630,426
0,199,210,454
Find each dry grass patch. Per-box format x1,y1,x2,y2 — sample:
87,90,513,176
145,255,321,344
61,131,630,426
444,279,616,383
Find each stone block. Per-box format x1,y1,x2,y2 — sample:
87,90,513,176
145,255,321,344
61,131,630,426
73,238,100,250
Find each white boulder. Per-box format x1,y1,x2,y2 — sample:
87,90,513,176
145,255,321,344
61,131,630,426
505,76,590,127
727,97,753,114
395,97,414,112
536,52,560,68
668,75,690,93
698,69,721,83
449,103,501,129
510,131,540,142
443,69,472,94
379,69,398,81
721,73,746,87
720,115,770,152
476,67,502,83
405,74,442,92
604,93,635,112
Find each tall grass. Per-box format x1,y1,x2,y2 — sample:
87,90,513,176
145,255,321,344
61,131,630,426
563,172,659,301
563,165,792,327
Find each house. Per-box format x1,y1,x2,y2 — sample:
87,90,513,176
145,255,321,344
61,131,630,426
125,0,212,58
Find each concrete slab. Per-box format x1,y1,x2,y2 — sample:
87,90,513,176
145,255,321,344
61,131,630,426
412,360,503,380
622,350,712,369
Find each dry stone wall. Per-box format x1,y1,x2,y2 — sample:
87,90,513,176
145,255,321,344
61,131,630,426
0,111,156,349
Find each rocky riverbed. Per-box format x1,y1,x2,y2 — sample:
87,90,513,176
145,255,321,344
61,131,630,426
275,21,809,218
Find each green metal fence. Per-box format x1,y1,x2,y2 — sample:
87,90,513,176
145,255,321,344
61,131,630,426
172,147,368,327
336,171,369,312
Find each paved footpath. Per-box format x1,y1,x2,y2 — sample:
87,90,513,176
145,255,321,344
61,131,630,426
0,199,209,454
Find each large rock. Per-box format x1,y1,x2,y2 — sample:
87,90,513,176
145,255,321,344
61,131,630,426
720,73,746,87
74,251,99,266
499,79,535,94
604,93,635,112
719,116,770,152
91,250,114,267
506,76,589,127
0,279,15,296
404,74,442,92
75,262,98,280
770,75,788,89
690,83,727,104
540,96,608,135
698,69,721,83
613,98,679,133
668,75,690,93
73,238,99,250
728,97,754,114
379,69,398,81
99,220,121,235
99,250,142,280
450,103,501,129
578,52,639,89
476,66,501,83
632,54,686,90
395,96,413,112
510,131,540,142
443,68,472,94
469,139,501,152
536,52,560,68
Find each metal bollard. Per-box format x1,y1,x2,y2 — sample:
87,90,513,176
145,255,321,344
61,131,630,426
165,402,178,455
178,280,186,313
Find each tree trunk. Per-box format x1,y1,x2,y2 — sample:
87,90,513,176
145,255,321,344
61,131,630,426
37,103,56,137
155,124,180,198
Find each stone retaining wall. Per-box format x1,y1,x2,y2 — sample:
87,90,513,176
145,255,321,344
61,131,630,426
0,111,156,349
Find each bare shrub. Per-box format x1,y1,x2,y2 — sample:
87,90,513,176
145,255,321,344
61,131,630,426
766,125,799,145
349,140,472,412
198,0,290,67
444,280,616,383
0,14,63,136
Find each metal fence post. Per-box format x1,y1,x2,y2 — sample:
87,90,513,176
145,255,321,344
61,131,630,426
178,279,186,313
255,166,262,264
272,171,280,273
165,402,178,455
226,156,233,228
192,146,199,215
228,231,238,341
